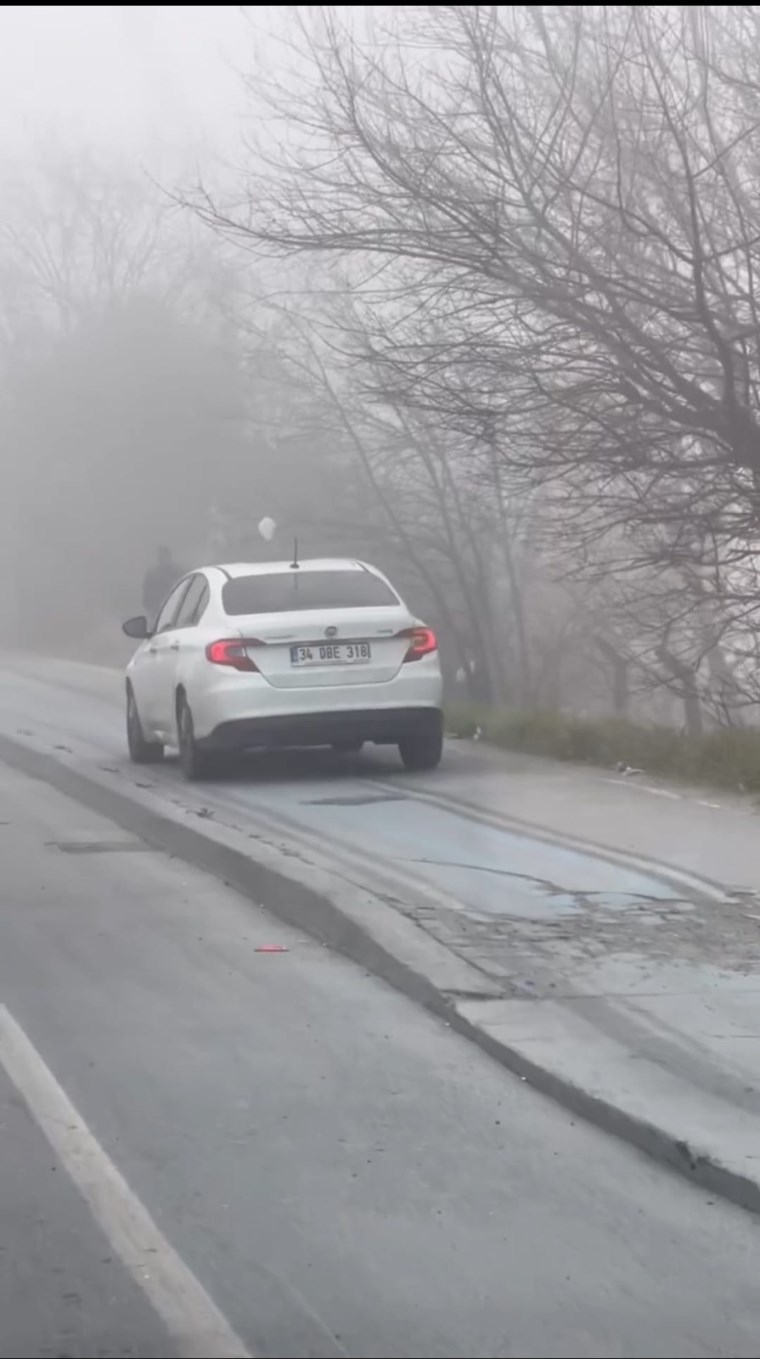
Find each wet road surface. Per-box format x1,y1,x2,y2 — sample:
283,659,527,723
0,659,758,1355
2,755,760,1357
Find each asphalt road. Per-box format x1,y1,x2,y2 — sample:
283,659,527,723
0,659,686,920
2,662,760,1356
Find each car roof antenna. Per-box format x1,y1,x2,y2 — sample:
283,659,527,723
290,537,300,570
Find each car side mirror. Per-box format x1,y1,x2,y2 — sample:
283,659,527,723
122,615,151,640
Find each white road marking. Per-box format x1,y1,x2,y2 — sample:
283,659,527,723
602,778,725,811
601,778,682,800
0,1003,252,1359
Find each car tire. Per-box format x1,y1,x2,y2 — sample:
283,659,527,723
332,739,364,755
398,727,443,772
177,696,213,781
126,686,164,764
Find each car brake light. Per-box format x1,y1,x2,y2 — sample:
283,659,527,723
205,639,260,672
400,626,438,662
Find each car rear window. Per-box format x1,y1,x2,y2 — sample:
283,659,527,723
222,570,399,616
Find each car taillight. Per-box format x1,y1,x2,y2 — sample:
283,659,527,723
400,626,438,662
205,639,260,672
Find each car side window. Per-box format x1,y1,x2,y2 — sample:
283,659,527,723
154,579,192,634
191,580,210,625
174,576,209,629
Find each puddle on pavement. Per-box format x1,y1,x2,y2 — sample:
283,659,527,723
539,888,694,917
271,788,688,921
541,891,585,915
580,890,693,913
403,863,694,921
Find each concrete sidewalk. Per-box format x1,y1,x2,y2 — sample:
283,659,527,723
424,741,760,1210
420,734,760,888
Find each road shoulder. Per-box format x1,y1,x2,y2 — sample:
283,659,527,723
3,656,760,1217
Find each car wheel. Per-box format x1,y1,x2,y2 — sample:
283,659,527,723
177,697,213,781
126,687,164,764
398,727,443,772
332,739,364,755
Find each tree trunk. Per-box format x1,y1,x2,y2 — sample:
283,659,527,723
595,637,630,718
657,644,703,738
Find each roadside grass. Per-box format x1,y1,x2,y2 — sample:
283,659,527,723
446,704,760,793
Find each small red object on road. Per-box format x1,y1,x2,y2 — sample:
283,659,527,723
254,944,289,953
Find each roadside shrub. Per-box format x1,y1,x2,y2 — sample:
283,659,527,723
446,705,760,792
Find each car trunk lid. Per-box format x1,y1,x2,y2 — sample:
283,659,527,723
232,607,413,688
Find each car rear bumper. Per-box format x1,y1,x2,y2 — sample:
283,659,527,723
190,660,443,742
200,706,443,752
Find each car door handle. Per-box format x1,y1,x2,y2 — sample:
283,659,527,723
169,641,180,652
147,645,159,655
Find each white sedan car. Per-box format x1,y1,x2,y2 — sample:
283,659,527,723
123,558,444,779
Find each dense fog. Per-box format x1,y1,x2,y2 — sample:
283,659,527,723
2,5,760,729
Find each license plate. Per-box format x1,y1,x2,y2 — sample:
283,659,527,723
290,641,372,667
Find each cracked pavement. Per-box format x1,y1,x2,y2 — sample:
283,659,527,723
4,654,760,1210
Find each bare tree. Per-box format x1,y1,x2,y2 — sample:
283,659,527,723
183,6,760,728
193,6,760,572
0,149,254,647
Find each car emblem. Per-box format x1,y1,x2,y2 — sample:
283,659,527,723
325,626,338,638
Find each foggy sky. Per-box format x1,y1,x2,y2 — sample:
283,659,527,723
0,6,252,162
